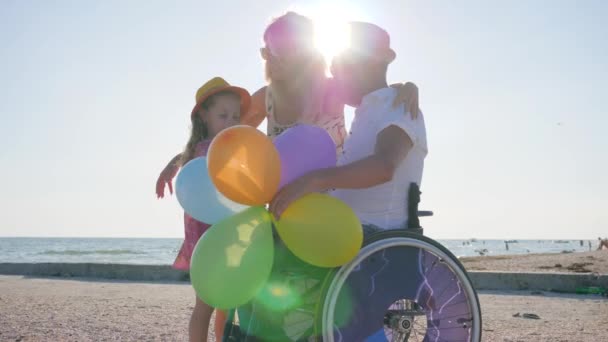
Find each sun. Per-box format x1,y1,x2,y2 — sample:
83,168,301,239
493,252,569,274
310,6,353,64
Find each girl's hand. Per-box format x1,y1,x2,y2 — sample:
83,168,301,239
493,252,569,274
391,82,420,119
156,164,179,199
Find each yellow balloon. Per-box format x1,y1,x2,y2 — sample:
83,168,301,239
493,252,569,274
275,193,363,267
207,125,281,206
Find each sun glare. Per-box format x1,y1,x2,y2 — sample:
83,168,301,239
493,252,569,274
309,3,359,64
313,15,350,64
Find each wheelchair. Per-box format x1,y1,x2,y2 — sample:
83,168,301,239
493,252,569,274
222,184,482,341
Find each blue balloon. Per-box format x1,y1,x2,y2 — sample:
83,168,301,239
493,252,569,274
175,157,248,224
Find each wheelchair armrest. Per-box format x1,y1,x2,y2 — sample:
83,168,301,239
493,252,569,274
417,211,434,217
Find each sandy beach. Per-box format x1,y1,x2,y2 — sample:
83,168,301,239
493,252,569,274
461,250,608,274
1,251,607,341
0,275,606,341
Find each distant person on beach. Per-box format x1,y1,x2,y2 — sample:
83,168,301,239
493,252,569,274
156,77,251,342
598,237,608,251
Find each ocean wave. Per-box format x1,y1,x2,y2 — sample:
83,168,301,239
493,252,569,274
38,249,145,256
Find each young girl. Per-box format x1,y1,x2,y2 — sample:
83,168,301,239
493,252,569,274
156,76,251,342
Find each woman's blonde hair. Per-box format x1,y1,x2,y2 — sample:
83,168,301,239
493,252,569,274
263,11,327,82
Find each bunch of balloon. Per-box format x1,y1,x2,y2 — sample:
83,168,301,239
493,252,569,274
175,126,279,309
175,124,363,310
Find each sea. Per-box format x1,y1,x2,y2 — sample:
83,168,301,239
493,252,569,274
0,237,598,265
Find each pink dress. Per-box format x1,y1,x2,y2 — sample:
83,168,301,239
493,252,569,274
173,140,212,271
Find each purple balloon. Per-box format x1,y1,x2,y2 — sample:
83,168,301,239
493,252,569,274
273,124,337,188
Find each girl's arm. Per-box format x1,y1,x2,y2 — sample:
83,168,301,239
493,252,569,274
155,153,182,198
241,86,268,128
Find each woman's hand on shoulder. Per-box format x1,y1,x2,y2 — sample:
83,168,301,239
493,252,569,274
391,82,420,119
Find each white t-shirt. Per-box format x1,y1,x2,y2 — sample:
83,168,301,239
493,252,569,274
331,87,428,229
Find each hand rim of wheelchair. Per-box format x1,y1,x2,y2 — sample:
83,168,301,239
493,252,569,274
315,230,482,342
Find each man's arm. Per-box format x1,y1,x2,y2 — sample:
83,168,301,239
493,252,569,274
269,125,413,216
313,125,413,190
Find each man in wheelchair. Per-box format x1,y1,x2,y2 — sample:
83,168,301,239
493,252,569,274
270,21,427,237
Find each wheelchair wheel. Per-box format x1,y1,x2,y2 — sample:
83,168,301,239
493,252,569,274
315,230,482,342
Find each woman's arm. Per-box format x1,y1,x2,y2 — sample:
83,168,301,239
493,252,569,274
241,86,268,128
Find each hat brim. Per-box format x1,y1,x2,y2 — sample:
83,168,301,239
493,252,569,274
343,47,396,64
190,85,252,120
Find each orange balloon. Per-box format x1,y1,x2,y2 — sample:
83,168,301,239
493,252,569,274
207,125,281,206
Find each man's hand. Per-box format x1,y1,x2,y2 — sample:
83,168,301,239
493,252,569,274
269,173,322,219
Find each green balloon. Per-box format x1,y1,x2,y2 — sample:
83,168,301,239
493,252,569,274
190,206,275,309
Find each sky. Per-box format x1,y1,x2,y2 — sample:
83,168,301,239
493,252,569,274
0,0,606,239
